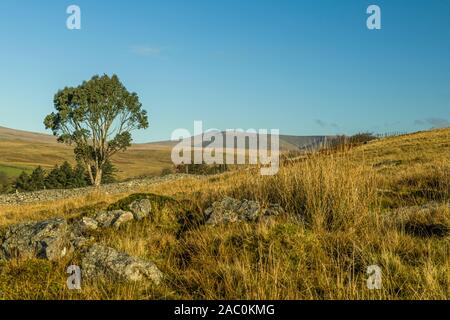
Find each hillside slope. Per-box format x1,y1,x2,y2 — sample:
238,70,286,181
0,126,174,180
0,126,329,180
0,127,449,300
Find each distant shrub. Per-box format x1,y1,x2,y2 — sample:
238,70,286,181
70,164,89,188
30,167,46,191
13,160,119,192
160,168,174,176
327,132,378,151
15,171,32,192
44,166,63,189
45,162,84,190
174,162,228,175
348,132,378,145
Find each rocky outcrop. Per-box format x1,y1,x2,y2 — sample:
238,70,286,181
0,218,72,261
205,197,285,226
81,244,164,284
0,194,284,286
0,194,173,285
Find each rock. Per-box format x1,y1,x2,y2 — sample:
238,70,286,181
81,244,164,284
94,210,133,228
205,197,284,226
129,199,152,221
93,211,119,228
70,235,93,250
0,218,72,261
112,211,134,229
79,217,99,231
67,217,98,250
263,203,286,220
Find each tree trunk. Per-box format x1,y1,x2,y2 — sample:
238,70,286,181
94,168,102,187
86,165,95,185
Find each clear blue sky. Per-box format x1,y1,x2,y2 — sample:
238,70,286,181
0,0,449,142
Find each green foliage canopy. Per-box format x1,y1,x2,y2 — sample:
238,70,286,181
44,74,149,186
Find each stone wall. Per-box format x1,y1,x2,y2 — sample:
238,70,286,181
0,174,192,206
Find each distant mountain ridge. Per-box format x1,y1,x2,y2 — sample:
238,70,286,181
0,126,332,151
140,132,333,152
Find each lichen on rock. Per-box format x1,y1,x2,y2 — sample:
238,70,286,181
81,244,164,284
205,197,285,226
0,218,72,261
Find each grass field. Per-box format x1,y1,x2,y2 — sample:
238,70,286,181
0,138,174,180
0,126,328,181
0,164,33,178
0,127,449,300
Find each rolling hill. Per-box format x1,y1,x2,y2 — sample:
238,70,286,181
0,126,174,180
0,126,329,180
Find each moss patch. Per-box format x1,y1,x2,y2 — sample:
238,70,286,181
107,193,178,212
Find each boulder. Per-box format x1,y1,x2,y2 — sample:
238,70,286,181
113,211,134,229
70,235,94,250
81,244,164,284
72,217,99,233
205,197,284,226
67,217,98,250
80,217,99,231
93,211,118,228
0,218,71,261
129,199,152,221
94,210,133,228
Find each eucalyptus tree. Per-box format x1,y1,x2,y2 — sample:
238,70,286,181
44,74,149,187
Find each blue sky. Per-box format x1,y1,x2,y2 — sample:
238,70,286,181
0,0,449,143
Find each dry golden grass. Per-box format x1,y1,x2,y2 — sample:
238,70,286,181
0,139,173,180
0,127,449,300
0,191,119,227
0,126,309,180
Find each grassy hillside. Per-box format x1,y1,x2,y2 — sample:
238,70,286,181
0,126,328,180
353,128,450,208
0,164,33,177
0,127,174,180
0,127,448,299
